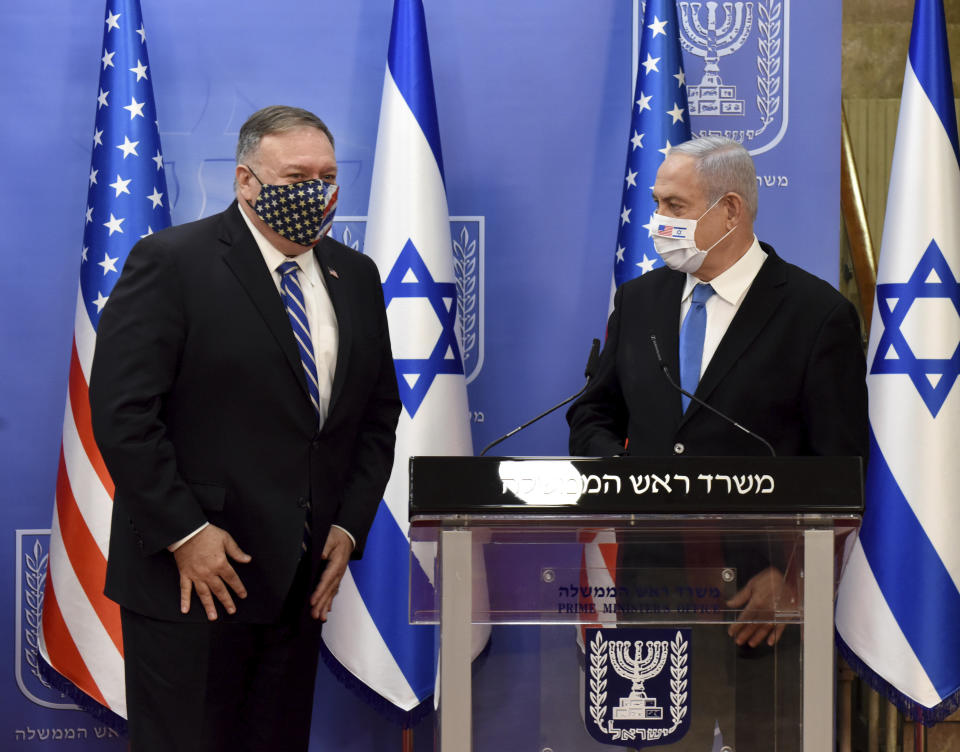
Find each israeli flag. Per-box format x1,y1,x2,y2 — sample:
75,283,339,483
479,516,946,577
321,0,482,718
835,0,960,724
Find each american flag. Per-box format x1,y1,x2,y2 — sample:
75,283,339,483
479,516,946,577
613,0,692,290
580,0,696,647
39,0,170,721
656,223,687,238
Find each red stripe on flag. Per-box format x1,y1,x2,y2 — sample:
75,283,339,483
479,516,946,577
579,545,606,633
579,545,591,644
599,542,618,573
68,340,114,497
577,531,619,644
41,577,108,707
55,450,124,655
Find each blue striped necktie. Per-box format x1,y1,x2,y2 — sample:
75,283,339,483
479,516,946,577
678,283,715,413
277,260,321,420
277,260,317,552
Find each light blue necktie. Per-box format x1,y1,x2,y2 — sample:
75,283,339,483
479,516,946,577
678,283,715,413
277,260,318,552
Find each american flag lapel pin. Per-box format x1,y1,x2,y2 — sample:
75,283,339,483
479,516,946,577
328,267,339,279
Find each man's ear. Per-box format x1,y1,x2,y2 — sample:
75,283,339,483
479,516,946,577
724,192,746,227
235,164,258,202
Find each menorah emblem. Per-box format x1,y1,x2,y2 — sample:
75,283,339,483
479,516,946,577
609,639,669,720
679,2,755,116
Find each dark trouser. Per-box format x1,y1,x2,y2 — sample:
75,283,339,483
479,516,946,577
121,559,321,752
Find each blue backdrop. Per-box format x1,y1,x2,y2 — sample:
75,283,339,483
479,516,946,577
0,0,838,748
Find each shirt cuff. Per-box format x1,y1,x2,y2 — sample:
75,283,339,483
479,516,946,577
331,524,356,550
168,522,209,552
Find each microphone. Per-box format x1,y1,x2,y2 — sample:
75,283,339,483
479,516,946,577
649,334,776,457
479,338,602,457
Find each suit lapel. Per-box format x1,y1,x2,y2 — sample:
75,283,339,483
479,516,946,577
219,203,312,403
315,239,352,417
684,250,788,422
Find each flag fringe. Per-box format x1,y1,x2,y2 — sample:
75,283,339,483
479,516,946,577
318,641,433,729
38,656,127,734
837,633,960,726
319,633,494,730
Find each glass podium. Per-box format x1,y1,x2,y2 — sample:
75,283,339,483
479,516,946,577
409,456,862,752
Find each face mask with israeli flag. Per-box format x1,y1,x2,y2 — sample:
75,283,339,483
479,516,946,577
650,195,734,274
246,167,339,246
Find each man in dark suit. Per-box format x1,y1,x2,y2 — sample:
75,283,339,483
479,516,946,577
90,105,401,751
567,136,868,749
568,136,867,469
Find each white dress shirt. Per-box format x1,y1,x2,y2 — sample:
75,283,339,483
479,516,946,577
679,236,767,379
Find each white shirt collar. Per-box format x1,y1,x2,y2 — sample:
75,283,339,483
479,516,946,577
682,235,767,305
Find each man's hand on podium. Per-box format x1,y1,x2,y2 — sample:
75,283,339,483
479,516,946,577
725,566,798,647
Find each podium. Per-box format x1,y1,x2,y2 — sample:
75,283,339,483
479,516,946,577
409,456,862,751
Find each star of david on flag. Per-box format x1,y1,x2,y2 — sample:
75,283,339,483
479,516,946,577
613,0,692,291
871,240,960,418
38,0,171,725
836,0,960,725
320,0,487,722
382,239,464,418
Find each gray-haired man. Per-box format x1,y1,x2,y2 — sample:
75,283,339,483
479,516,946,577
91,105,401,751
568,137,867,750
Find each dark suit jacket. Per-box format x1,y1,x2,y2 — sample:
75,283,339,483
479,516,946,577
568,243,868,460
90,202,401,623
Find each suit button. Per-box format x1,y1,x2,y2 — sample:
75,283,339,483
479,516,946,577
673,442,685,455
297,497,309,509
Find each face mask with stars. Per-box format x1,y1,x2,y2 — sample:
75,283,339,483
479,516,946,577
246,167,339,246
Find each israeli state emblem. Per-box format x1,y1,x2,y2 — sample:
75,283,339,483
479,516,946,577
678,0,789,154
585,628,691,747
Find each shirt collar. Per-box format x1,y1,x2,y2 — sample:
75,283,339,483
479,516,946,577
682,235,767,305
236,202,322,289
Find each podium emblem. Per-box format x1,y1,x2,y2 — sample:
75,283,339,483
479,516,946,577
585,628,691,747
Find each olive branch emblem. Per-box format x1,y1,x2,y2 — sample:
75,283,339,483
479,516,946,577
589,630,688,743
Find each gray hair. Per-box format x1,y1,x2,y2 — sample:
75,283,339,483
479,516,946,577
670,136,758,219
235,105,335,165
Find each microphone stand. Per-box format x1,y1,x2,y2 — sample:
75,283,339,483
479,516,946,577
479,339,601,457
650,334,776,457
